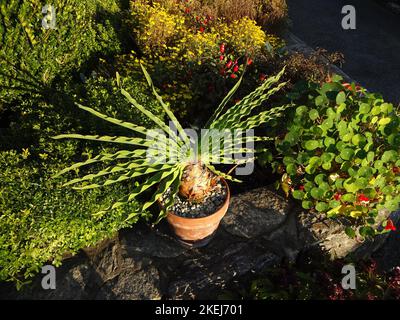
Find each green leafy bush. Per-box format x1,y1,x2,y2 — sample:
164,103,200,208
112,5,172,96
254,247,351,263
271,76,400,237
0,0,122,105
82,74,165,129
127,0,285,122
0,148,149,288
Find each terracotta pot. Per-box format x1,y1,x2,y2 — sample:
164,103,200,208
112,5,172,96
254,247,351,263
165,179,230,247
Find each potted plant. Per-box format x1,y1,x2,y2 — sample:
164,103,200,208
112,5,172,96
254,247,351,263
54,64,290,247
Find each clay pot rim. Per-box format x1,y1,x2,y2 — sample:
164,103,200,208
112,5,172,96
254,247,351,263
160,178,230,223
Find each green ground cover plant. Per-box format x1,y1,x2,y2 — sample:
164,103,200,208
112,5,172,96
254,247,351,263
270,76,400,238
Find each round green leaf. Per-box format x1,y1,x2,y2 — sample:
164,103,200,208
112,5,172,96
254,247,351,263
309,109,319,121
314,173,327,185
324,137,336,148
302,200,313,209
305,140,320,151
340,148,355,161
311,188,324,200
336,91,346,104
293,190,305,200
359,103,371,114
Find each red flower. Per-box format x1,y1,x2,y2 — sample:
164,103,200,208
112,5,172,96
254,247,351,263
230,73,237,79
342,82,352,90
259,73,266,81
199,26,205,32
247,58,253,66
334,193,342,201
299,185,305,191
219,55,224,61
219,43,225,54
226,60,233,69
385,219,397,231
233,65,239,73
358,194,370,203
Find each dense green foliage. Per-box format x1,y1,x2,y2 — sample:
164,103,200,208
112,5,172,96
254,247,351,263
0,0,159,286
271,76,400,237
0,0,123,107
0,148,149,288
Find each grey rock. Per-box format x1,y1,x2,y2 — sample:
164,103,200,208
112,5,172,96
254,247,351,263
222,187,291,239
299,209,400,259
120,227,185,259
95,258,162,300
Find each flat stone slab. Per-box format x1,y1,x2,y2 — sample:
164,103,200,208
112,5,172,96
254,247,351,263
222,187,291,239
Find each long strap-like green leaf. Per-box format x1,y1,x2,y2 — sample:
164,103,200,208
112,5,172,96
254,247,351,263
211,68,286,129
121,89,183,148
139,63,190,146
73,164,174,190
62,159,152,187
217,82,287,130
234,104,293,129
76,103,150,136
52,134,156,148
53,149,148,178
94,166,180,217
153,168,183,224
142,166,182,211
206,164,242,183
205,74,244,129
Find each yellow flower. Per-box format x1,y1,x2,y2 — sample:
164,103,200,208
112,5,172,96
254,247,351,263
22,148,30,159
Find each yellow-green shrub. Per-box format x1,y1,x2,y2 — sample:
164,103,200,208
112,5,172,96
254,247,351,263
129,0,286,120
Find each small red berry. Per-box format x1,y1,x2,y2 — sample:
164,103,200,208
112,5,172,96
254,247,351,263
385,219,397,231
358,194,370,203
185,7,190,14
334,193,342,201
199,26,205,32
392,167,400,174
299,185,305,191
219,55,224,61
247,58,253,66
226,60,233,69
230,73,237,79
233,65,239,73
219,43,225,54
259,73,266,81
